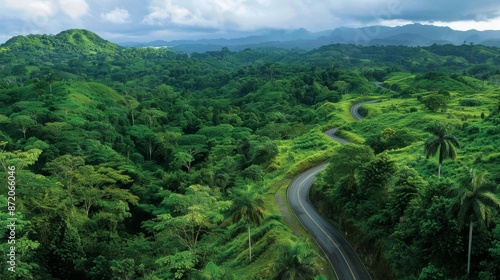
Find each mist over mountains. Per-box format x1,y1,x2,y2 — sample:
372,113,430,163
119,23,500,53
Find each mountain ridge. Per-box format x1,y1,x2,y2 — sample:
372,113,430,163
2,24,500,58
118,23,500,53
1,29,122,56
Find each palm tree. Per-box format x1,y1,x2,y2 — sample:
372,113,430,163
272,240,321,279
194,262,234,280
231,185,265,262
423,124,460,179
449,167,500,275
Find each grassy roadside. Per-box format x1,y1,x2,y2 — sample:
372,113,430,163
264,129,339,279
308,81,500,279
273,178,336,279
226,76,499,279
261,98,368,279
219,126,340,279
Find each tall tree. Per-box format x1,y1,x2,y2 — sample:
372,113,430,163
423,94,448,112
123,95,140,126
11,115,34,140
174,149,198,172
423,124,460,179
44,155,85,205
74,165,135,217
323,144,375,191
230,186,265,262
128,125,157,161
334,80,351,95
449,168,500,276
138,108,168,128
153,185,231,255
271,239,321,279
46,72,54,94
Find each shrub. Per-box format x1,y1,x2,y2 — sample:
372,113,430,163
466,125,480,134
423,94,448,112
438,89,451,99
459,99,482,107
401,88,416,98
486,127,499,135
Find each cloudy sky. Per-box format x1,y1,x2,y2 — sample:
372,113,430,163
0,0,499,43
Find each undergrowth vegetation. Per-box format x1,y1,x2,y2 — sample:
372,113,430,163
0,29,498,279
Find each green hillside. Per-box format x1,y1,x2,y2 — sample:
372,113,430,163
0,30,499,279
1,29,121,55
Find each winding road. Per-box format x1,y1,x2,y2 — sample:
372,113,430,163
287,100,379,280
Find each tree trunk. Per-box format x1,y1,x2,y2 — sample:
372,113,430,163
85,202,91,217
467,220,473,275
21,127,27,140
438,164,441,180
248,224,252,262
148,140,153,161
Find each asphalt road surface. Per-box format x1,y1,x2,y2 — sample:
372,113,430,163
287,100,379,280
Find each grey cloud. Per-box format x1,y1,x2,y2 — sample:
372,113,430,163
0,0,499,43
378,0,499,22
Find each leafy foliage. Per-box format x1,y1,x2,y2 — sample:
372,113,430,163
0,29,499,279
270,239,322,280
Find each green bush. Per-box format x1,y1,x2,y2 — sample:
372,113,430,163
467,125,480,134
486,127,499,135
459,99,482,107
423,94,448,112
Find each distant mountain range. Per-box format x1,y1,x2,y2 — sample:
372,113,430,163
118,23,500,53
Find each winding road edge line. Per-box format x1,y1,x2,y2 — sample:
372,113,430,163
286,164,340,280
286,100,380,279
297,168,356,278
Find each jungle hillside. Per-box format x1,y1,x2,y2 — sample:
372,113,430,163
0,29,499,279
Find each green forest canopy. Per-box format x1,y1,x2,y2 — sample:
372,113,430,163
0,29,499,279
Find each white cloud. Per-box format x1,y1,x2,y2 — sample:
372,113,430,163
142,0,338,31
1,0,500,44
0,0,89,20
142,0,205,26
0,0,91,39
1,0,59,19
101,8,131,24
58,0,89,19
425,17,500,31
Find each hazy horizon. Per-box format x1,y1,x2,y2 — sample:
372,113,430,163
1,0,499,44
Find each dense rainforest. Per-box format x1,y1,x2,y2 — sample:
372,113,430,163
0,29,499,279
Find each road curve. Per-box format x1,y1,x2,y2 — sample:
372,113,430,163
287,100,379,280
